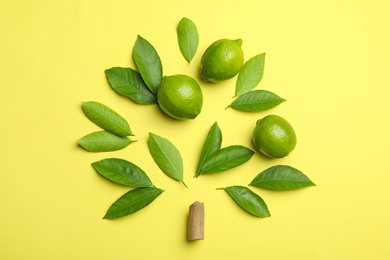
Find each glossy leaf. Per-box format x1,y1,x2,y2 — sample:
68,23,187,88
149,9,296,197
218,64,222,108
77,131,134,152
177,17,199,62
133,35,162,95
235,53,266,96
103,187,163,219
218,186,270,217
199,145,254,175
148,133,187,188
249,165,316,190
92,158,152,187
195,122,222,177
228,90,285,112
105,67,156,104
82,101,132,137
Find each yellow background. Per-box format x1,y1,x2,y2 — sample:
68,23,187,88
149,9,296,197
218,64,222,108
1,0,389,259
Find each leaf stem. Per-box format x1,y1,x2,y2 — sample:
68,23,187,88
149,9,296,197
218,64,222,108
215,187,225,190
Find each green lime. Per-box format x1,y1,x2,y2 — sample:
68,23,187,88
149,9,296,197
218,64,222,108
157,74,203,120
252,115,297,158
200,39,244,82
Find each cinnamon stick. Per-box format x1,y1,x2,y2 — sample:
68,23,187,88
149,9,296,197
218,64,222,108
187,201,204,241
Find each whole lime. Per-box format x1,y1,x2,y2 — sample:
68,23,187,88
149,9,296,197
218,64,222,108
252,115,297,158
200,39,244,83
157,74,203,120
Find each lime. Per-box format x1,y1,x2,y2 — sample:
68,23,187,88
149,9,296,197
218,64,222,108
157,74,203,120
200,39,244,82
252,115,297,158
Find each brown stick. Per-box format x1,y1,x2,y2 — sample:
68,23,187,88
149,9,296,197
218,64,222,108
187,201,204,241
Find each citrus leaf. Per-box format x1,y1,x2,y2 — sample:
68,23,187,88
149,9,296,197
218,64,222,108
148,133,187,188
249,165,316,190
228,90,285,112
177,17,199,62
195,122,222,177
77,131,134,152
103,187,163,219
105,67,156,104
218,186,270,218
133,35,162,95
235,53,266,96
199,145,254,175
82,101,132,137
92,158,152,187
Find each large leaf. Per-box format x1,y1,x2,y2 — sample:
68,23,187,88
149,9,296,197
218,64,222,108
92,158,152,187
82,101,132,137
218,186,270,217
235,53,266,96
133,35,162,95
105,67,156,104
198,145,254,175
249,165,316,190
228,90,285,112
103,187,163,219
195,122,222,177
148,133,187,188
177,17,199,62
77,131,134,152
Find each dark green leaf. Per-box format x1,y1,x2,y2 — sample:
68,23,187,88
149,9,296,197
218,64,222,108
148,133,187,188
82,101,132,137
103,187,163,219
77,131,134,152
195,122,222,177
105,67,156,104
92,158,152,187
199,145,254,175
177,17,199,62
228,90,285,112
218,186,270,217
235,53,266,96
249,165,316,190
133,35,162,95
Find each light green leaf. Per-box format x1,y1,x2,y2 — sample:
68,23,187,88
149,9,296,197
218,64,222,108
177,17,199,62
82,101,132,137
228,90,285,112
133,35,162,95
235,53,266,96
105,67,156,104
77,131,134,152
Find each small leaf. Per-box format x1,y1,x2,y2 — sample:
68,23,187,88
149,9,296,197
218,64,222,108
82,101,132,137
218,186,270,217
92,158,152,187
177,17,199,62
148,133,187,188
195,122,222,177
77,131,134,152
133,35,162,95
105,67,156,104
235,53,266,96
249,165,316,190
103,187,163,219
199,145,254,175
228,90,285,112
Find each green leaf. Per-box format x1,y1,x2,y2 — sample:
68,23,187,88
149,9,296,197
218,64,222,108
249,165,316,190
177,17,199,62
228,90,285,112
218,186,270,217
77,131,134,152
82,101,132,137
148,133,187,188
199,145,254,175
92,158,152,187
235,53,266,96
195,122,222,177
103,187,163,219
105,67,156,104
133,35,162,95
